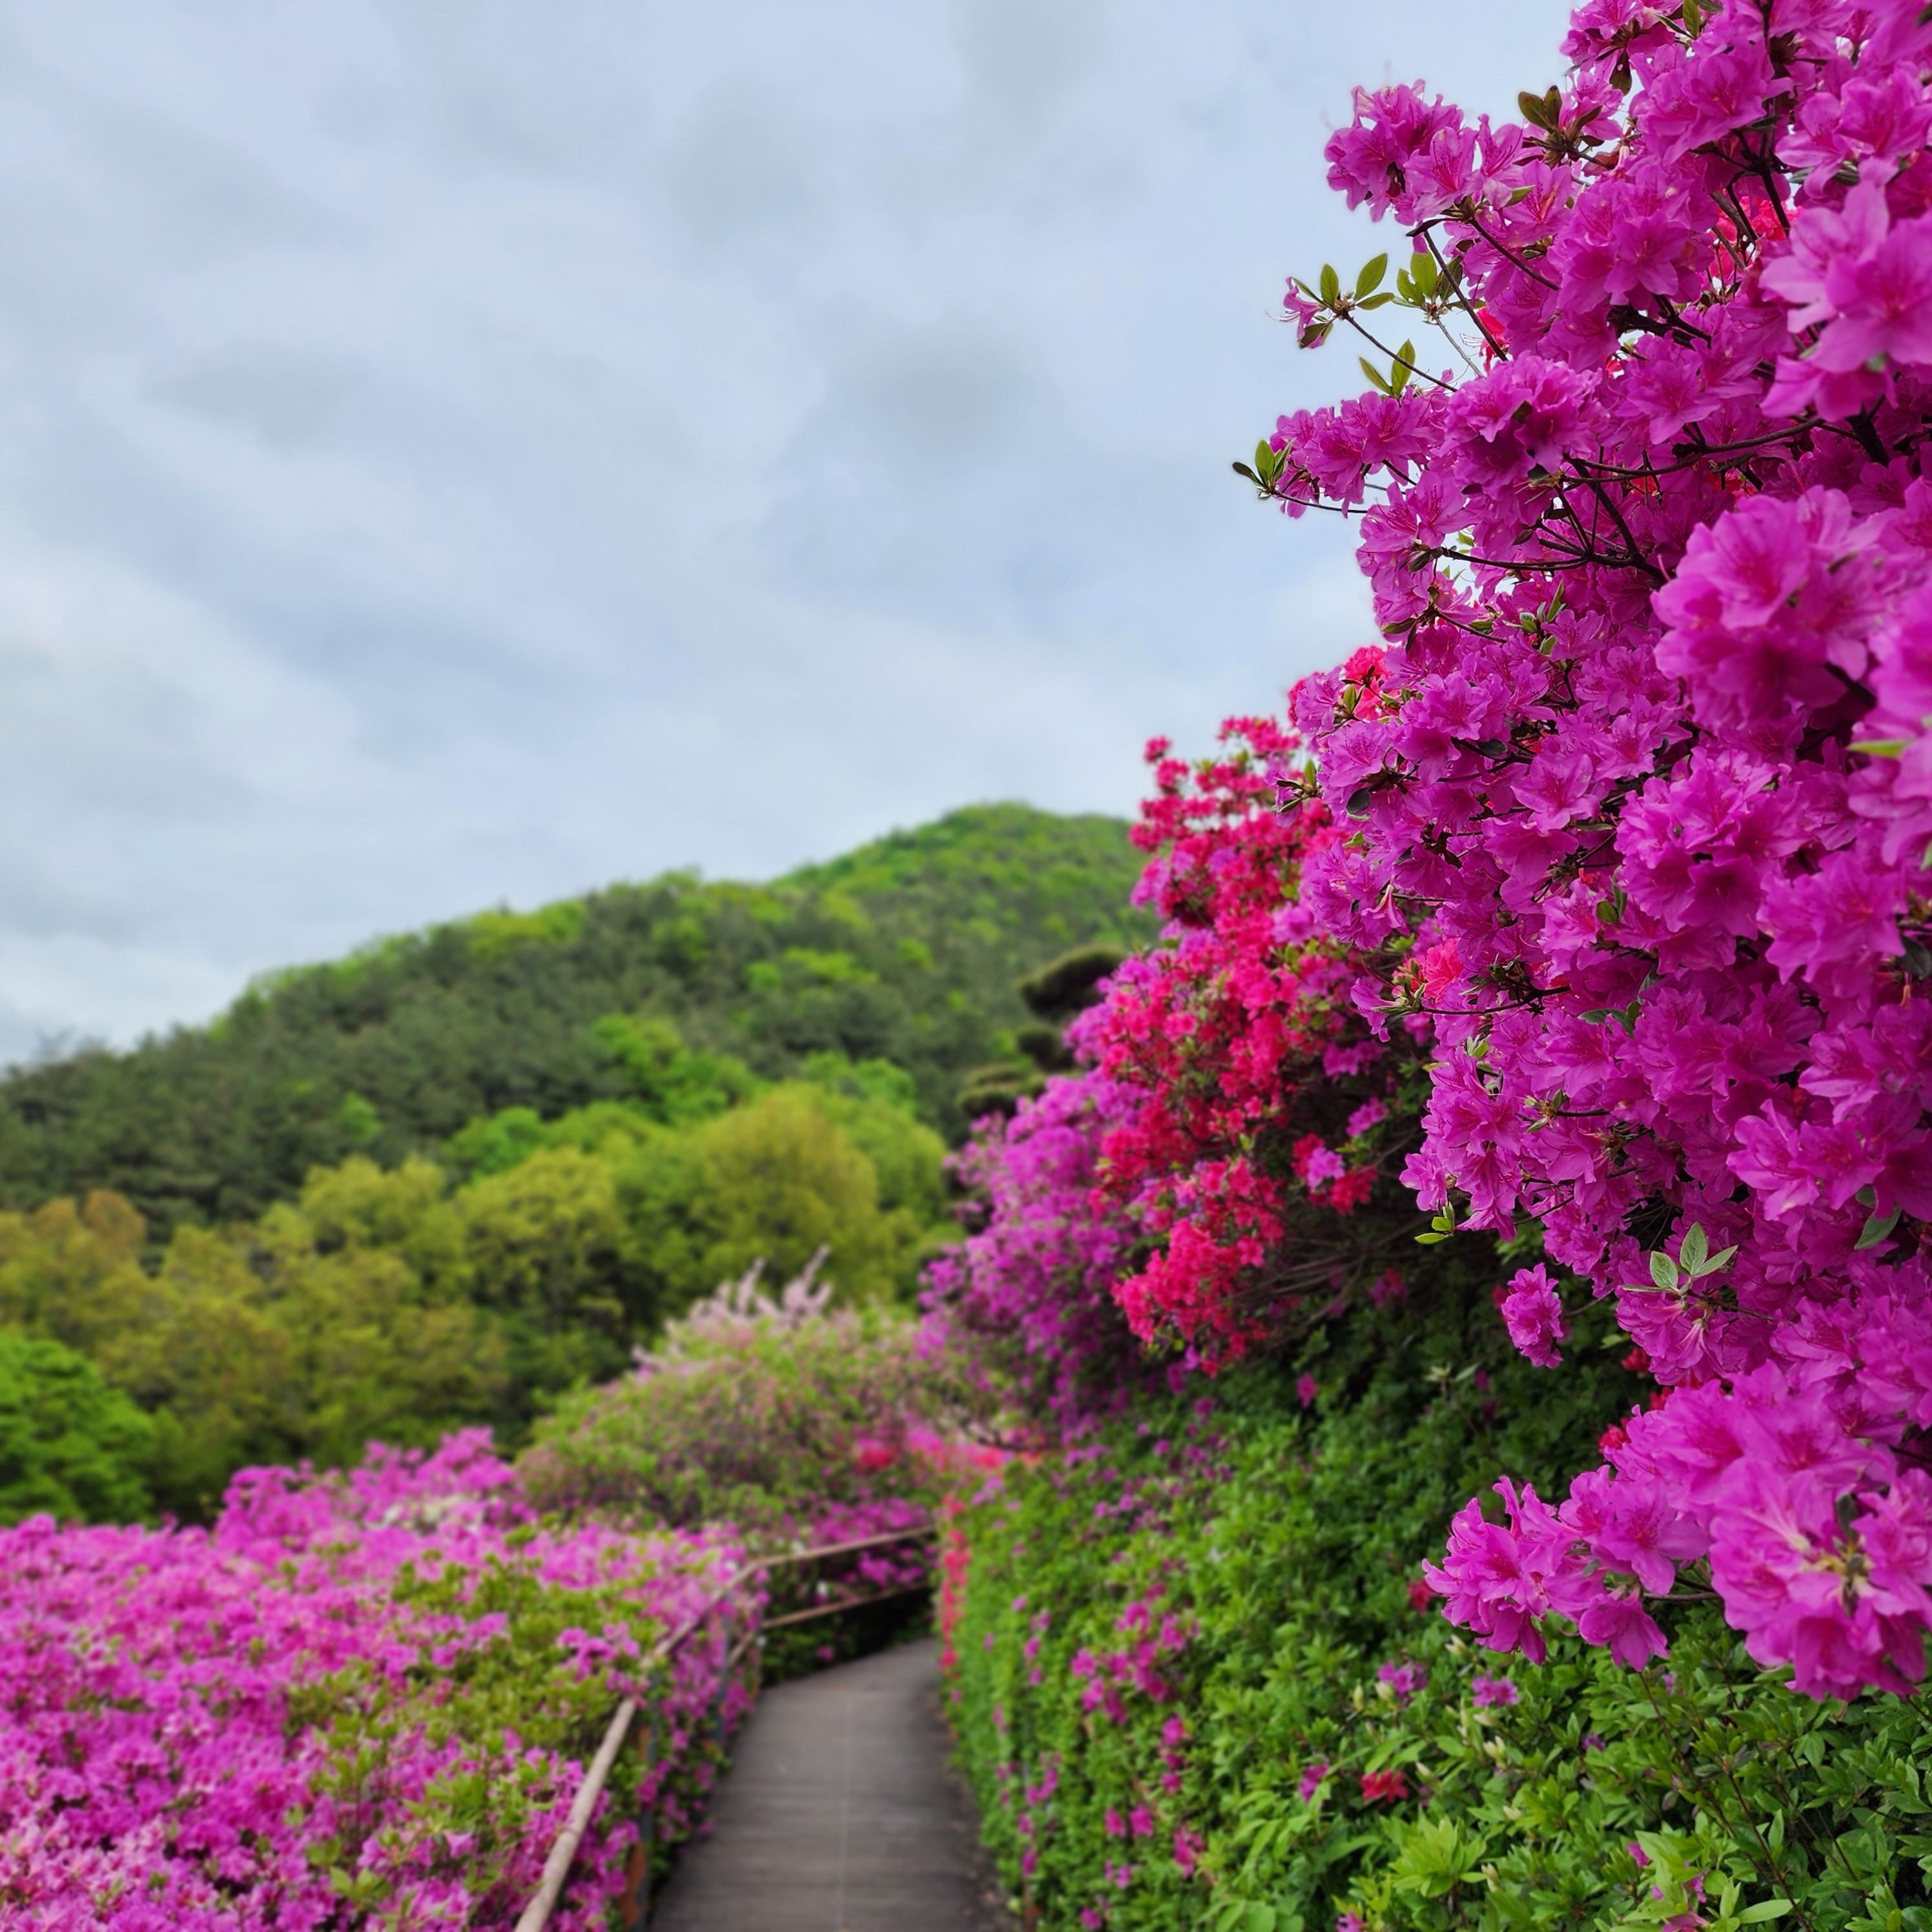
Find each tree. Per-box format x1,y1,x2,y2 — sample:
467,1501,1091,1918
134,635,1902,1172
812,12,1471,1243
0,1331,154,1524
630,1087,908,1312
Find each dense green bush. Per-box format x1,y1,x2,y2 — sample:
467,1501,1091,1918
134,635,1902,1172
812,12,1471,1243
945,1275,1932,1932
0,1330,154,1524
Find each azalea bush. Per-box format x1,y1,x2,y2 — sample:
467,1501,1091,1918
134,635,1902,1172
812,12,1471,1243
1081,721,1431,1365
921,1068,1160,1435
922,717,1438,1427
1127,0,1932,1702
522,1257,963,1535
0,1432,754,1929
945,1294,1932,1932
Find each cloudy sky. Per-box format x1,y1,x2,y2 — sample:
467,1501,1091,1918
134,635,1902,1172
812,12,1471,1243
0,0,1570,1060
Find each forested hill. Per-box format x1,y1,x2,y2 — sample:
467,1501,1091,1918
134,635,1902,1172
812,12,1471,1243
0,804,1151,1237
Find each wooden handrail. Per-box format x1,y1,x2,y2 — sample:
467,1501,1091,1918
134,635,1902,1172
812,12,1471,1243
754,1522,938,1570
512,1692,642,1932
759,1581,932,1630
511,1517,940,1931
509,1569,752,1932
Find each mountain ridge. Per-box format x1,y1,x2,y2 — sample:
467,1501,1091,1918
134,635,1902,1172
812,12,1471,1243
0,802,1153,1237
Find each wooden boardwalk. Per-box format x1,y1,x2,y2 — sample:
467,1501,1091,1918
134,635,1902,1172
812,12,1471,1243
651,1638,1006,1932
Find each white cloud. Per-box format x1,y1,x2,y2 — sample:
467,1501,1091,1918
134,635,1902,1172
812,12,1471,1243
0,0,1574,1058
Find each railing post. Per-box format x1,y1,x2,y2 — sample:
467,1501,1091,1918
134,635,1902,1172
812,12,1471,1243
712,1607,733,1753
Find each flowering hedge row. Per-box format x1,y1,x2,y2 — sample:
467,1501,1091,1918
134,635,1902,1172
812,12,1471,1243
945,1292,1932,1932
0,1433,754,1929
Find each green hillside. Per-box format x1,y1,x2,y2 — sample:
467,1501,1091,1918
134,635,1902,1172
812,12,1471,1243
0,804,1151,1238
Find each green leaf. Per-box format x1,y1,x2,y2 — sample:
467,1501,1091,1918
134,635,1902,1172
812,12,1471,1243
1517,89,1553,129
1736,1903,1794,1924
1392,341,1417,395
1355,252,1388,297
1360,356,1393,397
1410,251,1437,298
1856,1208,1902,1250
1849,737,1909,756
1232,462,1263,486
1359,291,1397,309
1678,1222,1708,1273
1649,1250,1681,1291
1319,263,1341,307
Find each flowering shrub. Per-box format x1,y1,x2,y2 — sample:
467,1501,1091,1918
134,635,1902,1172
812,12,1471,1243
925,719,1434,1412
1207,0,1932,1698
0,1432,752,1928
946,1299,1932,1932
522,1260,972,1675
523,1258,963,1536
1080,721,1429,1366
920,1069,1160,1433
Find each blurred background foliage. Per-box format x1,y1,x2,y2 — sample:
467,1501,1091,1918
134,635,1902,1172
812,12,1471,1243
0,805,1149,1238
0,806,1147,1523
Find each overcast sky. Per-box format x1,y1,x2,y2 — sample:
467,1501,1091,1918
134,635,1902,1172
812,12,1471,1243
0,0,1571,1060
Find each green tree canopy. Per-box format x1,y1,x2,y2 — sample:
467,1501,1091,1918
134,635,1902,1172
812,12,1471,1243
0,1331,154,1525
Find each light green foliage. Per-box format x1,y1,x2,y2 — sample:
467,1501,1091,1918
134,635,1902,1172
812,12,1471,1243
0,1331,154,1524
522,1267,974,1535
589,1012,758,1124
464,898,588,960
948,1288,1932,1932
799,1054,951,1230
0,1064,951,1514
444,1106,552,1180
636,1087,905,1310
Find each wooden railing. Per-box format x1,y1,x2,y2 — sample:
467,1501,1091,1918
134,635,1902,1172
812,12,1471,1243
511,1521,938,1932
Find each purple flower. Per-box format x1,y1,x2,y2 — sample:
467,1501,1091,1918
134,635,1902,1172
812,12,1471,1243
1472,1674,1518,1707
1378,1661,1426,1706
1498,1266,1568,1370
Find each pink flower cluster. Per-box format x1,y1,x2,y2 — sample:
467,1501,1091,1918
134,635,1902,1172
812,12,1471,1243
1277,0,1932,1697
0,1433,752,1927
920,1071,1156,1432
1067,1586,1190,1723
1079,722,1417,1364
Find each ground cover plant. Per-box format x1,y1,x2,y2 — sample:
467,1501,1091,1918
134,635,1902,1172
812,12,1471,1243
0,1431,754,1929
945,1297,1932,1932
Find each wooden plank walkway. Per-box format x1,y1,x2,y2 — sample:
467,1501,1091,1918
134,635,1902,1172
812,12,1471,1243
650,1637,1007,1932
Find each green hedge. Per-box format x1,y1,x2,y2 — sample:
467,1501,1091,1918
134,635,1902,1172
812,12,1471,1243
945,1287,1932,1932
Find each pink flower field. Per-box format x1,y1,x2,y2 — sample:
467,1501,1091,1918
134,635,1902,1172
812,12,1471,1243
0,1432,752,1930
